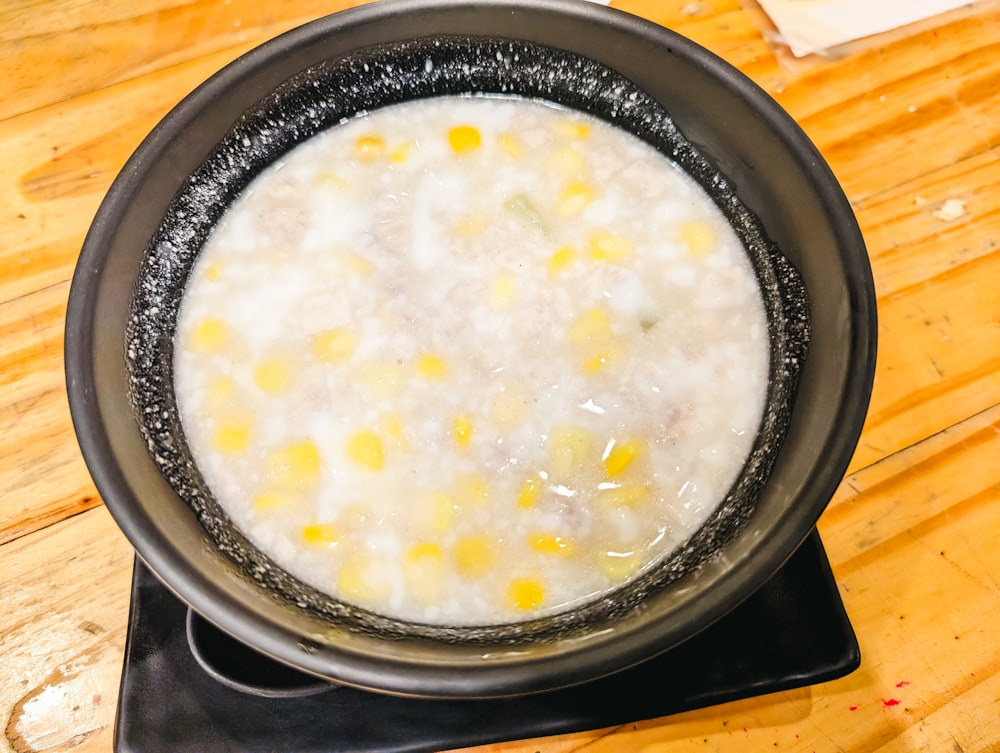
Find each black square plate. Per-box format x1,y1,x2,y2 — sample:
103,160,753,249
115,530,858,753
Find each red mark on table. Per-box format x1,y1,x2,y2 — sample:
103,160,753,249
883,698,901,707
896,681,911,688
849,705,859,711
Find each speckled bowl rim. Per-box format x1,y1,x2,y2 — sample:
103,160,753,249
126,33,809,642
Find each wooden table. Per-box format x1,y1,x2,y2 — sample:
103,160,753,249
2,1,999,751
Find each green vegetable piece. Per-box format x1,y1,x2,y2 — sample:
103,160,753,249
504,193,546,232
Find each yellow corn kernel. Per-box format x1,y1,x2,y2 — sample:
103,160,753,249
498,132,524,159
679,220,715,254
383,414,404,439
489,273,517,308
588,230,633,262
418,491,455,531
403,543,445,603
346,429,385,472
453,414,474,448
381,412,409,450
603,438,646,477
354,134,384,161
507,577,545,610
456,214,488,236
557,181,597,217
547,246,576,276
213,416,251,453
338,556,391,603
566,308,615,348
302,523,341,546
316,172,349,192
448,125,482,153
342,251,371,277
266,441,321,486
407,543,444,563
549,146,586,176
554,120,591,140
581,355,603,373
568,307,614,344
355,360,403,397
597,550,640,581
599,483,652,507
389,141,414,163
253,357,292,394
516,475,541,509
417,354,448,380
454,473,491,507
583,352,615,373
529,534,575,556
191,317,227,353
490,387,526,429
253,490,291,511
205,375,234,408
455,535,495,578
568,307,620,374
548,426,593,478
313,329,358,366
205,261,224,281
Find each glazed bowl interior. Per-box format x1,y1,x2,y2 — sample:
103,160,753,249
66,0,876,699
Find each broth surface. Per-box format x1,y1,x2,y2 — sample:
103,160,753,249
173,95,769,625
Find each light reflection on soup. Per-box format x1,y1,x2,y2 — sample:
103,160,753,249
173,95,769,625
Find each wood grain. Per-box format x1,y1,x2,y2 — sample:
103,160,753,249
2,1,999,751
0,0,370,121
0,506,133,753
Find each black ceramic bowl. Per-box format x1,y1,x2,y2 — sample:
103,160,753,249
65,0,876,699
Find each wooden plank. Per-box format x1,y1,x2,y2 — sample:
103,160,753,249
0,40,277,305
854,249,1000,471
855,149,1000,294
0,0,369,121
0,281,100,545
610,0,786,90
0,505,133,753
835,145,1000,472
771,5,1000,203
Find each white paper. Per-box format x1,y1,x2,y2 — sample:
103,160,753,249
757,0,969,56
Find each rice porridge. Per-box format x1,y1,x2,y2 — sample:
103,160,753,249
173,96,769,625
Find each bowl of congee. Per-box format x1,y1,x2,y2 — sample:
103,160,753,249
65,0,876,698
